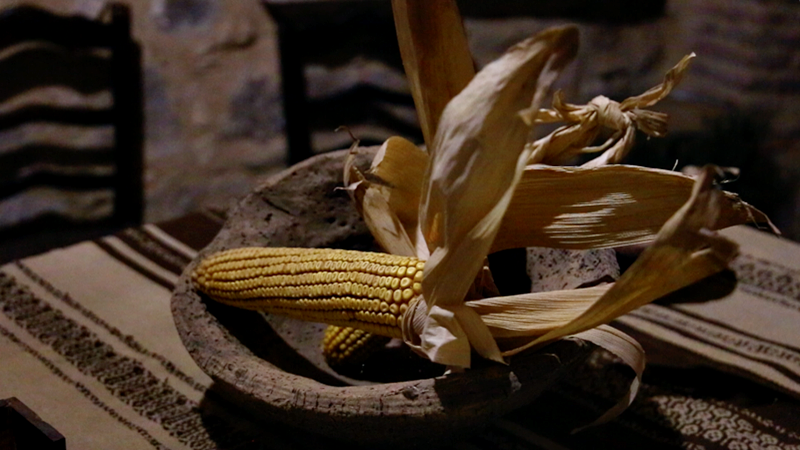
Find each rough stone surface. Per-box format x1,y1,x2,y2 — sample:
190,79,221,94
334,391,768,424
15,0,285,225
171,148,590,446
7,0,798,240
224,77,285,142
154,0,216,31
528,248,620,293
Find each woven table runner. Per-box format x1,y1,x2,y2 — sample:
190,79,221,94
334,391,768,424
615,225,800,398
1,215,798,449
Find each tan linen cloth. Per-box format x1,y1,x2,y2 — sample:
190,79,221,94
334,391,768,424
1,214,798,450
0,213,346,450
0,220,217,450
615,225,800,397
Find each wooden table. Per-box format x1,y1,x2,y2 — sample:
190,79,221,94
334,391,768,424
1,203,799,448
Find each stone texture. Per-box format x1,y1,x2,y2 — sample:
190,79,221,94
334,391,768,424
171,148,590,446
223,77,285,142
153,0,216,31
7,0,799,240
16,0,285,224
528,248,620,293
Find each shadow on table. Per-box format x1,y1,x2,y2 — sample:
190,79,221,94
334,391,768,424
197,385,470,450
494,349,684,450
201,295,348,386
197,387,345,450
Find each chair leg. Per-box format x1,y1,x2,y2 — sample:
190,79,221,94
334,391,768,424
277,23,313,165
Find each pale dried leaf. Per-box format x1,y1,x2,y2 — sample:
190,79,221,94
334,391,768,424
502,166,739,356
403,298,506,365
580,122,637,168
521,54,695,167
421,26,579,306
343,144,417,256
491,164,773,252
369,136,428,236
392,0,475,149
416,26,579,367
468,284,611,338
417,303,473,368
570,326,645,431
619,53,695,110
361,187,417,257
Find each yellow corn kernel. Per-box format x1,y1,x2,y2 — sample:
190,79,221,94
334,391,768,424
193,247,424,339
322,325,390,368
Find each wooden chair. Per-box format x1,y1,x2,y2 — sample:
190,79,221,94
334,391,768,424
0,4,143,263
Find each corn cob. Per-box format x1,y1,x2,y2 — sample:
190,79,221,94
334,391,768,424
322,325,390,368
192,247,425,339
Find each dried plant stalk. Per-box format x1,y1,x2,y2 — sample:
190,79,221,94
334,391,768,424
414,26,580,366
492,164,774,251
344,25,774,368
522,54,696,167
353,138,773,254
467,166,740,356
392,0,475,149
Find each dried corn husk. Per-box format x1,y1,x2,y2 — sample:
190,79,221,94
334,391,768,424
344,137,426,257
344,141,417,257
521,53,695,167
392,0,475,149
467,166,739,355
493,164,775,251
354,139,772,253
334,11,771,418
570,325,645,430
467,284,612,338
415,26,580,366
346,24,774,368
189,2,781,427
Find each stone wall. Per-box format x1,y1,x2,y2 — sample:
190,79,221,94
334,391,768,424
4,0,799,237
6,0,286,223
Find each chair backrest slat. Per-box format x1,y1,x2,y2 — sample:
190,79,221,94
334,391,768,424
0,47,111,102
0,107,114,129
0,6,112,49
0,3,143,262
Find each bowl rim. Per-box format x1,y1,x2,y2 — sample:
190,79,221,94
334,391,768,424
170,148,590,444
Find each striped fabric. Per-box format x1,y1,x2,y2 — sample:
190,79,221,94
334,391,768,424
1,215,798,450
616,226,800,397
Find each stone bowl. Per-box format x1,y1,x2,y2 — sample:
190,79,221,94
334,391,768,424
171,148,591,447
